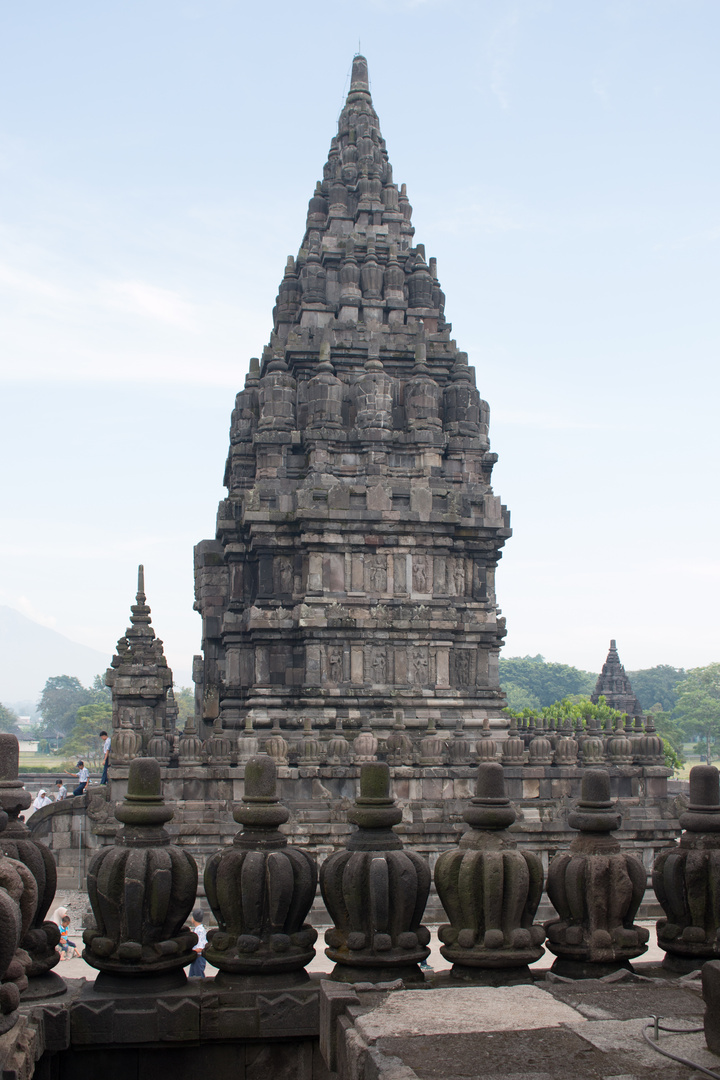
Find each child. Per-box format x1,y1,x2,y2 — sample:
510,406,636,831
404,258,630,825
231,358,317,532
58,916,80,960
188,909,207,977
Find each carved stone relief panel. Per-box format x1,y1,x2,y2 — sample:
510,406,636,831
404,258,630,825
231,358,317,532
451,649,475,687
231,562,244,600
394,645,408,684
365,554,387,594
394,554,408,595
412,554,431,594
307,553,323,593
255,646,270,684
408,646,429,686
326,644,344,685
226,647,241,685
433,556,447,595
451,558,466,597
367,646,388,685
476,648,490,686
351,645,364,684
324,553,345,593
305,643,322,687
274,555,294,596
239,648,254,688
435,646,450,687
351,553,364,592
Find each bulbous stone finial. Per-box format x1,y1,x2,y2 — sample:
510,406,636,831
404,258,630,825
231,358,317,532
0,804,38,1028
435,764,545,981
83,757,198,989
320,762,431,982
545,767,648,977
654,764,720,971
204,755,318,978
0,734,61,994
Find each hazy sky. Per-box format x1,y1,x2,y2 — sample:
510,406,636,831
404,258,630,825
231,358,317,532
1,0,718,691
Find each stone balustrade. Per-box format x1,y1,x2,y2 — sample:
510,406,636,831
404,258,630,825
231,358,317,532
6,741,720,1079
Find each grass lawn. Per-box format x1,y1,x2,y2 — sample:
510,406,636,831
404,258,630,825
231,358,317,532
19,753,68,772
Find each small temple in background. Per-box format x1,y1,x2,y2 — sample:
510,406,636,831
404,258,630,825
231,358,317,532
592,638,643,719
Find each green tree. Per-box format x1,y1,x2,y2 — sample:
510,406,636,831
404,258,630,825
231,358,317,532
500,655,597,708
505,694,625,727
36,676,92,739
626,665,688,713
0,703,20,735
173,686,195,725
503,684,541,713
660,738,683,772
674,663,720,764
91,674,111,700
61,702,112,767
651,706,686,763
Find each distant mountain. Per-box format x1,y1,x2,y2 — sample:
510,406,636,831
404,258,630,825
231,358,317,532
0,607,111,710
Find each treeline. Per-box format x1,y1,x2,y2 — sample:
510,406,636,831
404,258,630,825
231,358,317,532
499,654,689,714
501,655,720,767
13,675,195,765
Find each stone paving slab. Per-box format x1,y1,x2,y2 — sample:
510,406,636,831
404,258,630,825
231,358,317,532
545,980,703,1021
355,985,586,1042
373,1028,685,1080
567,1015,716,1072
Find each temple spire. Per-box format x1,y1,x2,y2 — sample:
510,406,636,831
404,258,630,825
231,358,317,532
349,53,370,96
130,563,151,628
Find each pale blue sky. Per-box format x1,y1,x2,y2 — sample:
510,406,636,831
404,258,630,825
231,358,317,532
1,0,718,692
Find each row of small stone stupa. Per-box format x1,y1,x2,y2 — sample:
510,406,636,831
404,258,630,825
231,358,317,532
107,568,664,769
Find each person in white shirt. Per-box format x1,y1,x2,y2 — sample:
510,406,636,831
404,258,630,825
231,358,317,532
32,790,52,810
69,761,89,796
55,780,67,801
188,909,207,977
99,730,111,785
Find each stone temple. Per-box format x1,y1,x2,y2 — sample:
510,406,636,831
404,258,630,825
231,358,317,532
193,53,511,749
592,638,643,719
15,54,720,1080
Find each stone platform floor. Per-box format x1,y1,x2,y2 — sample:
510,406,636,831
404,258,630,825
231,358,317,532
335,973,716,1080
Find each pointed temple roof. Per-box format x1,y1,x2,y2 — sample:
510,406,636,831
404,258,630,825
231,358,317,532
591,639,643,718
198,54,511,737
107,565,172,677
266,54,449,373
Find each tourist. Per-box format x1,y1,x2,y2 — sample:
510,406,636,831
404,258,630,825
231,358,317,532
32,789,52,810
51,905,68,927
99,730,111,785
188,909,207,977
58,916,81,960
55,779,67,801
68,760,89,796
